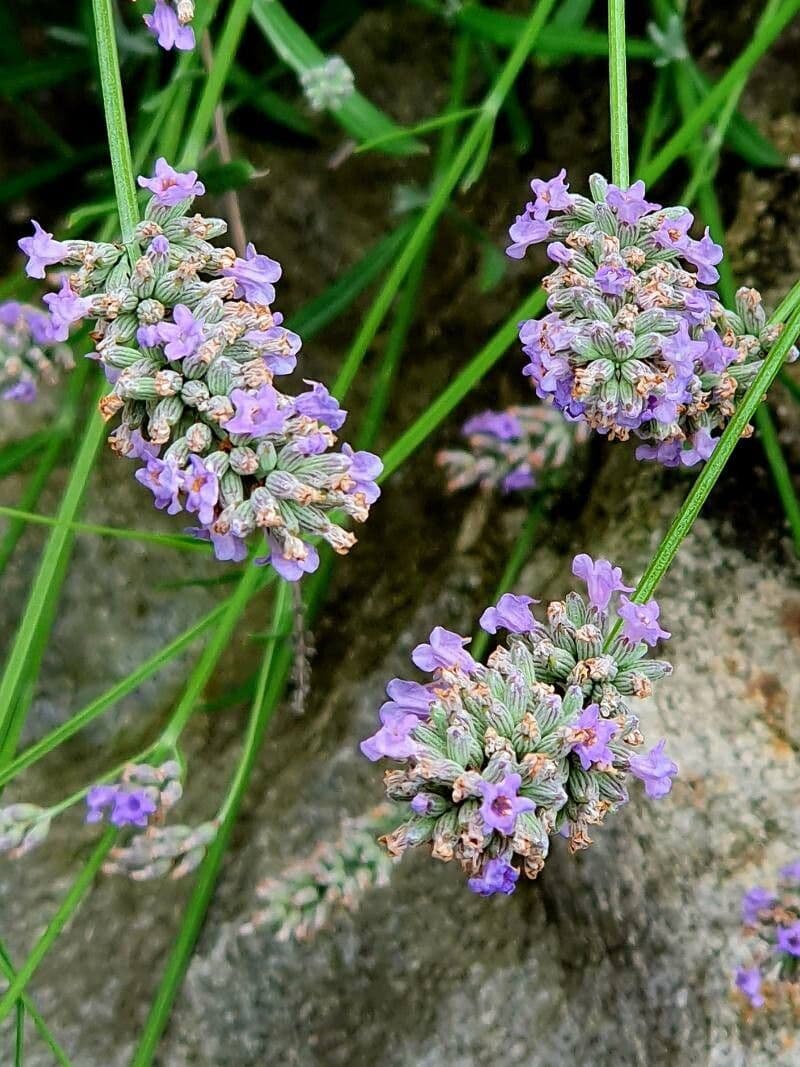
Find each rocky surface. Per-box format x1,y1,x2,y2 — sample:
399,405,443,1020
2,2,800,1065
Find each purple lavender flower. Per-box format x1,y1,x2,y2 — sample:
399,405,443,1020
244,322,302,376
180,455,218,524
144,0,196,51
226,384,289,437
680,428,718,467
384,678,435,719
479,593,537,635
294,380,347,431
342,444,382,505
467,857,520,897
606,180,661,225
263,536,320,581
154,304,204,360
571,553,633,611
3,381,37,402
506,215,554,260
701,329,736,373
129,430,161,461
742,886,777,925
17,220,67,279
660,320,707,381
462,411,522,441
683,228,723,285
136,324,162,348
569,704,618,770
189,525,249,562
528,169,573,220
360,705,420,762
779,859,800,883
137,157,205,206
42,276,92,341
628,739,678,799
618,595,671,646
635,439,683,467
85,785,118,824
651,213,693,252
501,465,537,493
110,789,157,828
477,773,535,836
547,241,573,265
411,627,478,675
776,922,800,957
734,966,765,1008
135,457,182,514
223,243,282,304
595,263,634,296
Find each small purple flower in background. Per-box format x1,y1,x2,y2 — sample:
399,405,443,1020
628,740,678,798
144,0,196,51
154,304,204,360
776,922,800,957
86,785,118,824
294,380,347,430
110,790,157,829
477,773,535,836
606,180,661,225
501,466,537,492
226,384,289,437
618,595,671,646
135,457,182,514
462,411,522,441
223,243,282,304
17,220,68,279
479,593,538,635
569,704,617,770
342,444,382,505
571,553,633,611
734,967,765,1009
43,276,92,341
411,627,478,675
468,857,520,897
528,169,573,219
3,381,37,403
180,455,218,524
137,157,205,205
360,706,420,762
741,886,777,925
779,859,800,882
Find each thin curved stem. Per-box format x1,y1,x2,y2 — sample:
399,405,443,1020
607,0,629,187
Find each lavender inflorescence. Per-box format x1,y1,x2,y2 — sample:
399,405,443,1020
0,299,74,403
360,555,677,896
18,159,382,579
300,57,356,112
437,403,588,494
734,862,800,1013
103,819,218,880
508,171,798,467
86,759,183,829
240,806,396,941
0,803,50,858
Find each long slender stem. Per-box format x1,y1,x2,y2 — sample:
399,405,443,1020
90,0,139,244
607,0,629,187
0,942,71,1065
0,831,115,1021
129,584,291,1066
334,0,558,400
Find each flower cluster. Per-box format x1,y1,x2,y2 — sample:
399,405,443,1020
144,0,195,52
734,861,800,1011
18,159,382,579
300,57,356,112
0,299,74,403
437,403,588,494
103,819,217,880
0,803,50,858
85,760,182,829
240,806,396,941
360,554,676,896
508,171,798,467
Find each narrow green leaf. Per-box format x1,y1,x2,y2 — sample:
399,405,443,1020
689,65,785,167
228,65,315,136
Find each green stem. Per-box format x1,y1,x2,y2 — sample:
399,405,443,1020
0,831,115,1021
471,497,545,661
90,0,139,244
607,0,629,187
333,0,559,400
129,584,291,1066
178,0,253,169
0,943,71,1066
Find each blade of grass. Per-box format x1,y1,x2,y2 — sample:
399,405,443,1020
0,942,71,1066
353,107,481,155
